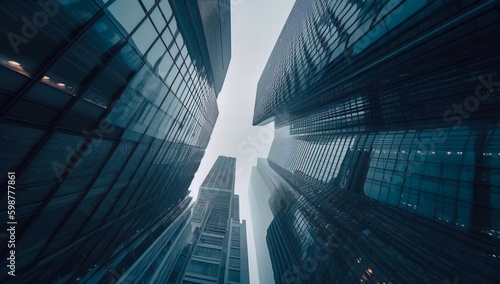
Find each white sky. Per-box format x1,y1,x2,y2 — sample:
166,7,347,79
187,1,295,283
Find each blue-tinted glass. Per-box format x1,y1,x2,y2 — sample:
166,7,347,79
131,18,157,55
76,16,124,62
151,7,167,32
107,0,145,34
147,38,167,67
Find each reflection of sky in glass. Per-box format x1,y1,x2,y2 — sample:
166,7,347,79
107,0,144,33
255,0,431,126
269,125,353,183
132,18,156,54
292,208,314,259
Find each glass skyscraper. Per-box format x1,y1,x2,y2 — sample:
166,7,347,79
0,0,231,283
248,162,275,284
168,156,250,284
252,0,500,283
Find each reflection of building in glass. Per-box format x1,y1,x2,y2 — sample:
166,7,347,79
168,156,250,284
0,0,230,283
252,0,500,283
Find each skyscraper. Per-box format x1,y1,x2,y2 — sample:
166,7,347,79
0,0,231,282
248,161,275,284
169,156,250,284
252,0,500,283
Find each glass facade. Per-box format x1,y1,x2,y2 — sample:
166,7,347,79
0,0,231,283
170,156,249,284
79,197,194,283
252,0,500,283
248,163,276,284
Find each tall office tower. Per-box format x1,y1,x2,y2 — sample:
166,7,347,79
169,156,250,284
248,161,275,284
252,0,500,283
0,0,230,283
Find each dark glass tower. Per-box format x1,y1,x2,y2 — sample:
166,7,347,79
252,0,500,283
169,156,250,284
0,0,231,283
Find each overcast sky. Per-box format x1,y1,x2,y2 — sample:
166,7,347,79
187,0,295,283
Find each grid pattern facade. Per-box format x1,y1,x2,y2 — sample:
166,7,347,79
269,125,500,230
252,0,500,283
254,0,500,127
257,157,500,283
201,155,236,190
0,0,230,283
179,156,249,284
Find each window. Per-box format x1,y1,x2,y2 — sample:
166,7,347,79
228,270,240,282
231,232,239,241
229,257,240,268
159,0,173,21
79,68,127,109
150,7,167,32
141,0,155,11
194,246,222,259
131,18,157,55
112,44,142,79
77,16,124,62
230,248,240,257
157,52,174,80
186,260,219,278
200,235,224,246
108,0,145,34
